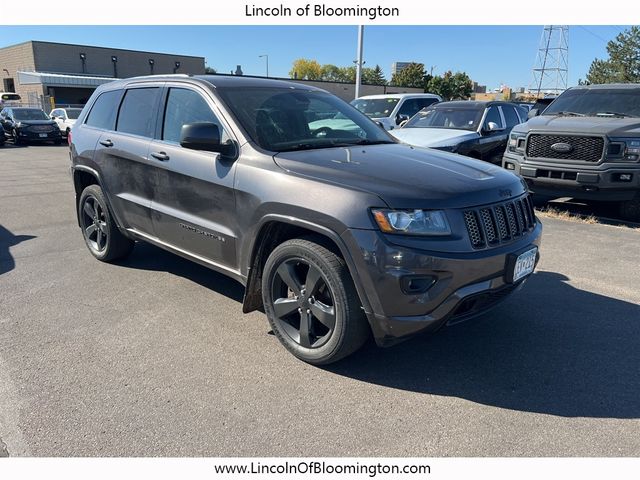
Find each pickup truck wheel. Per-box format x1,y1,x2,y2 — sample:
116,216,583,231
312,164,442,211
262,238,369,365
79,184,134,262
620,196,640,222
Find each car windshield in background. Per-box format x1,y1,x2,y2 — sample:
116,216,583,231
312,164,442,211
404,107,483,131
350,98,399,118
544,88,640,117
13,109,50,121
2,94,21,101
66,109,82,119
217,87,395,152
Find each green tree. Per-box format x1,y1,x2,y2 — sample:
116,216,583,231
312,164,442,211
390,62,426,88
289,58,322,80
586,26,640,84
204,65,216,74
320,64,342,82
427,71,473,101
336,66,356,83
362,65,386,85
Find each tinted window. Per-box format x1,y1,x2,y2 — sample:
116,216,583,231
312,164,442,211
484,106,503,129
116,88,159,138
86,90,121,130
404,105,483,131
51,109,62,117
501,105,521,127
162,88,224,144
13,109,49,121
398,98,438,117
66,108,82,119
544,88,640,117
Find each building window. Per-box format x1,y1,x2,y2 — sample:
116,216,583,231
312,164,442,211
3,78,15,93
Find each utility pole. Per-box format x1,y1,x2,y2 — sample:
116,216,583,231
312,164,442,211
259,54,269,77
354,26,364,100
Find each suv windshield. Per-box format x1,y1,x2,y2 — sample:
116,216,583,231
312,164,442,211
13,109,50,121
217,87,395,152
404,106,483,131
350,98,399,118
544,87,640,117
66,108,82,119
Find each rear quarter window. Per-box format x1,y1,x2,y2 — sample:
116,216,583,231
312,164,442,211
85,90,122,130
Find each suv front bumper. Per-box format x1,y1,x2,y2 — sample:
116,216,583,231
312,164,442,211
503,152,640,201
342,222,542,346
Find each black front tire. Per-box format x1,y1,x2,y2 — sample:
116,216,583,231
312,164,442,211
12,129,22,145
620,196,640,222
262,237,369,365
79,184,134,262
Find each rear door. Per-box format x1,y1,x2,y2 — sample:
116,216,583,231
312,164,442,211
148,84,239,270
93,84,162,235
477,105,507,163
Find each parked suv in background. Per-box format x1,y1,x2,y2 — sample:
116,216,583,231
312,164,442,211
351,93,442,130
0,107,62,145
70,75,541,364
503,84,640,220
391,101,528,164
50,107,83,139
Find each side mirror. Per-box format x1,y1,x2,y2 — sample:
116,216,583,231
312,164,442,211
51,115,58,120
527,108,540,119
398,119,409,128
396,113,409,125
485,121,502,132
375,121,386,129
180,122,236,157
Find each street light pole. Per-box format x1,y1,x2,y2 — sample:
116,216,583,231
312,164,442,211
354,26,364,100
259,54,269,77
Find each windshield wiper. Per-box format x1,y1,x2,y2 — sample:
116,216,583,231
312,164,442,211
552,111,585,117
592,111,637,118
331,139,395,147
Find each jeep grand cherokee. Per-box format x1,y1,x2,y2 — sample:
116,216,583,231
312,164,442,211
70,75,542,364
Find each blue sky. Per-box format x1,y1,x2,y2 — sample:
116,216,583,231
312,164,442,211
0,25,628,89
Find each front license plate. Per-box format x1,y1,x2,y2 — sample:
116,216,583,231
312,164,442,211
512,247,537,282
39,133,48,137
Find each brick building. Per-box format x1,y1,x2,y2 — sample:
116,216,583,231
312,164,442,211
0,41,205,108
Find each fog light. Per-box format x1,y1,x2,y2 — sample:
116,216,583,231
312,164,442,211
505,162,516,170
400,275,437,295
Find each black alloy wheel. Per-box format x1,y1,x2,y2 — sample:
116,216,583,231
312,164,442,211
81,195,108,254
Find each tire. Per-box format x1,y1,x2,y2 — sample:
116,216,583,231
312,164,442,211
620,195,640,222
531,194,554,208
12,129,22,145
262,237,369,365
78,184,134,262
54,139,62,145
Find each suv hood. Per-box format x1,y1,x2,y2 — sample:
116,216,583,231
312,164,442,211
391,128,479,148
273,144,525,209
517,115,640,136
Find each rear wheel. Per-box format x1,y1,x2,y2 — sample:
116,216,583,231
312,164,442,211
11,129,22,145
262,238,369,365
79,184,134,262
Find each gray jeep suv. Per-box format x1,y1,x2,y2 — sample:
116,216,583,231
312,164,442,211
70,75,542,364
503,83,640,220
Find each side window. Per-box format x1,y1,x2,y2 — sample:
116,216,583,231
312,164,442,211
483,106,503,129
85,90,121,130
116,87,160,138
398,99,421,117
501,105,521,127
162,88,227,144
416,98,438,111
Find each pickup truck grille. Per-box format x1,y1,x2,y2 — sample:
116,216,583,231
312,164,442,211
526,134,604,162
463,195,536,249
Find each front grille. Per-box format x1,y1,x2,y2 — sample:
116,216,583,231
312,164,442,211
28,125,54,133
463,195,536,249
526,134,605,162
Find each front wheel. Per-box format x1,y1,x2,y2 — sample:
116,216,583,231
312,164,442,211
12,129,22,145
262,238,369,365
620,196,640,222
78,184,134,262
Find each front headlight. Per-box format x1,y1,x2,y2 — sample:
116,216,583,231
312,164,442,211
508,133,526,153
372,209,451,236
608,137,640,161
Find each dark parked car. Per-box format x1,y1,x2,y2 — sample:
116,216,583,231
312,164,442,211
504,84,640,220
527,96,558,118
0,107,62,145
70,75,541,364
391,101,528,164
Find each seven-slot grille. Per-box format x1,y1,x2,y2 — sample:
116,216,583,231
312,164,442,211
463,195,536,249
526,134,605,162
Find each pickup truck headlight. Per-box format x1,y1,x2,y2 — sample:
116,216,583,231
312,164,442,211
372,209,451,236
608,138,640,161
508,133,526,153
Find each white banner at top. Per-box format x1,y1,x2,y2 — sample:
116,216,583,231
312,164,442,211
3,0,640,25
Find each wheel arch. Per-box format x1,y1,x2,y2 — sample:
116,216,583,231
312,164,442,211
72,166,126,233
241,215,372,318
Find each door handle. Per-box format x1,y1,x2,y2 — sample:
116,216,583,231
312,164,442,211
150,151,170,161
99,139,113,147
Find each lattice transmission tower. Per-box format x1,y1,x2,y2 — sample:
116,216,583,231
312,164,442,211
530,26,569,97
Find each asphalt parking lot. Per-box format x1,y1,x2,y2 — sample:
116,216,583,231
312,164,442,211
1,145,639,457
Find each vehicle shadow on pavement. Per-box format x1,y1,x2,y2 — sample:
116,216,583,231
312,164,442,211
328,270,640,419
0,224,36,276
116,242,245,303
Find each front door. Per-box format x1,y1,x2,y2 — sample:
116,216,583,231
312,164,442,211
149,85,239,270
